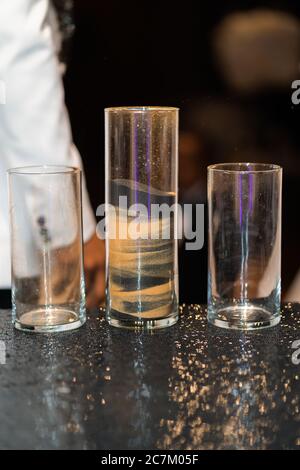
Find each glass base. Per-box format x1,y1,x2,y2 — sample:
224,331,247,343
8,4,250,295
208,305,281,330
14,307,86,333
107,311,178,331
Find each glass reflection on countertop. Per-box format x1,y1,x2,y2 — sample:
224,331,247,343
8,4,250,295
0,305,299,449
158,304,300,449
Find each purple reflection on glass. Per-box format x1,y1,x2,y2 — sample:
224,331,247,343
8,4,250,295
238,165,254,225
133,114,139,207
249,169,254,212
238,173,243,225
145,115,151,220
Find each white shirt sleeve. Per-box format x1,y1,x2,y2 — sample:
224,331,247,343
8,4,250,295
0,0,96,243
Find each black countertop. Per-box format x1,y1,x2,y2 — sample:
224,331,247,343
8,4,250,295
0,304,300,450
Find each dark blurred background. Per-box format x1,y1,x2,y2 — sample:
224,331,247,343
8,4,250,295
62,0,300,304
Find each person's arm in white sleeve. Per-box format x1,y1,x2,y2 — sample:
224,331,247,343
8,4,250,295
0,0,104,305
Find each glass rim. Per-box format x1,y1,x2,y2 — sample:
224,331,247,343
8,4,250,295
208,163,282,174
7,165,81,175
105,106,179,113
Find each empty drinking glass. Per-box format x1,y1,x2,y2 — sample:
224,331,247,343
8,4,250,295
207,163,282,330
8,166,86,332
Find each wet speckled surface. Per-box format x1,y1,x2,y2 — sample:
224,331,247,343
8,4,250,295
0,304,300,449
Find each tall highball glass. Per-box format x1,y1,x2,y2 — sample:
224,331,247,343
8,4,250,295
8,166,86,332
105,107,179,330
208,163,282,330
